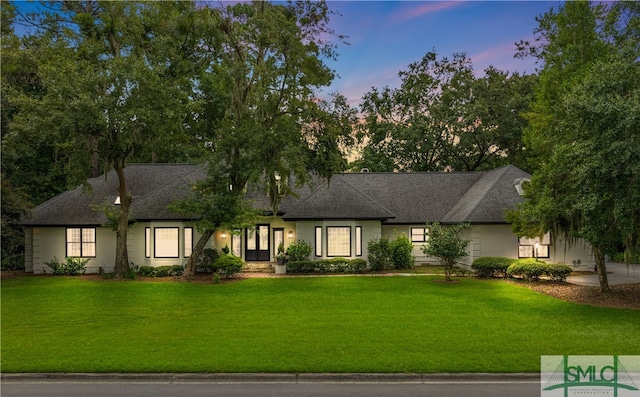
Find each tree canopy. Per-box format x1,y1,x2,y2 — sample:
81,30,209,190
508,1,640,292
353,51,536,172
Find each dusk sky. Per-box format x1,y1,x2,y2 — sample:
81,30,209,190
320,1,563,106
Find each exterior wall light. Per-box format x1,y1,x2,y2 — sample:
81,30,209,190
221,232,227,239
287,231,294,239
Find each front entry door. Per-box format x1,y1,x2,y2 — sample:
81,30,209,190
245,225,270,261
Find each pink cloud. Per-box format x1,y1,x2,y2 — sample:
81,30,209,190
390,1,466,24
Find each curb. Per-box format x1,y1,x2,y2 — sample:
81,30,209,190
1,372,540,384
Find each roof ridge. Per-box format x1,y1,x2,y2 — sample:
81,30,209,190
443,166,510,222
131,164,203,206
337,175,396,218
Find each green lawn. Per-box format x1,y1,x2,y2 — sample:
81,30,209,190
2,275,638,373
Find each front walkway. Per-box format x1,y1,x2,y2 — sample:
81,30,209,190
566,262,640,286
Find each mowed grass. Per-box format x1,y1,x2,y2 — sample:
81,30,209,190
2,275,639,373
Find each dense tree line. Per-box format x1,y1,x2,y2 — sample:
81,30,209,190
2,1,638,294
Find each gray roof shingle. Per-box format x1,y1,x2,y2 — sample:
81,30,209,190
22,164,530,226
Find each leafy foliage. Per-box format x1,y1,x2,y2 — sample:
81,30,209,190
421,223,470,281
286,240,313,262
366,237,393,271
354,51,536,172
286,258,367,274
44,257,89,276
390,234,415,270
213,254,244,278
509,1,640,292
471,257,517,278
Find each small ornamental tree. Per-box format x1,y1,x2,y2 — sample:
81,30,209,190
421,223,470,281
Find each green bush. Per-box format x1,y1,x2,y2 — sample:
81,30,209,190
138,265,156,277
542,263,572,282
348,259,367,273
471,257,516,278
367,237,392,271
390,235,415,269
286,260,316,273
507,259,573,283
286,240,313,262
44,257,88,276
138,265,184,277
507,259,545,281
214,254,244,278
196,248,220,274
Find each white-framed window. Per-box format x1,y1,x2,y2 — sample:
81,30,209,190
154,227,179,258
355,226,362,256
518,233,551,259
145,228,151,258
411,227,428,242
327,226,351,257
66,227,96,257
184,227,193,257
315,226,322,257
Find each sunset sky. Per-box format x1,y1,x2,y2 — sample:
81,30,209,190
321,1,563,106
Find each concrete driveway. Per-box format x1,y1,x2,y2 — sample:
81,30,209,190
567,262,640,286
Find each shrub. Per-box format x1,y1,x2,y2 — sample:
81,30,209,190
507,259,546,282
196,248,220,274
139,265,184,277
139,265,156,277
507,259,573,283
348,259,367,273
367,237,392,271
286,260,316,273
286,259,368,274
286,240,313,262
44,257,88,276
390,234,415,269
214,254,244,278
471,257,516,278
542,263,572,282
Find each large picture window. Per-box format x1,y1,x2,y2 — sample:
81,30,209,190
66,227,96,257
327,226,351,257
154,227,179,258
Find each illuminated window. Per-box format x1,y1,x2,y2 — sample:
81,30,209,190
411,227,428,242
327,226,351,257
154,228,179,258
66,228,96,257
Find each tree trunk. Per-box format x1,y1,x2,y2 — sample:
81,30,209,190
113,165,131,277
593,247,611,293
183,228,215,279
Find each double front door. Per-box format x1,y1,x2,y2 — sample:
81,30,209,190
244,225,285,262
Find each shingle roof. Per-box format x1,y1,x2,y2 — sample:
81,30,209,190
22,164,530,226
21,164,206,226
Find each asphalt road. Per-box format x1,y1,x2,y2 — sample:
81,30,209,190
0,381,541,397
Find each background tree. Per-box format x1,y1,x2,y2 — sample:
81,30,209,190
508,2,640,292
7,1,210,276
354,51,535,172
421,223,470,282
174,1,354,277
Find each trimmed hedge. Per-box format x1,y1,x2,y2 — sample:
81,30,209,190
287,258,367,274
138,265,184,278
471,257,517,278
506,259,572,282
